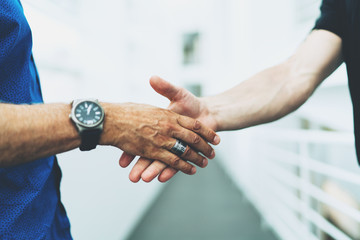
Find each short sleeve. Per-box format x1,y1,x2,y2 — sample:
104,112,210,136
313,0,345,39
0,2,22,64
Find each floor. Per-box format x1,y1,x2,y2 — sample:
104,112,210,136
127,160,279,240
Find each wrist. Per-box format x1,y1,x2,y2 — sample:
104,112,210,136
98,102,127,146
200,97,220,132
98,102,114,146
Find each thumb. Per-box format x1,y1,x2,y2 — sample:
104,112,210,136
150,76,182,102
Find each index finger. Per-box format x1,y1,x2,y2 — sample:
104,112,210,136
177,116,220,145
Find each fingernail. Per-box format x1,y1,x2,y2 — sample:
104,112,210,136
191,167,197,175
202,159,208,167
213,135,220,145
211,150,215,159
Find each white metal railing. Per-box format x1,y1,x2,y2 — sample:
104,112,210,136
233,128,360,240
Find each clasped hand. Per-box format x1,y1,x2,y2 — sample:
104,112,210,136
118,76,220,183
99,102,219,175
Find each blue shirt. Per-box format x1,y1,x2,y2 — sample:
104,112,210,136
0,1,72,239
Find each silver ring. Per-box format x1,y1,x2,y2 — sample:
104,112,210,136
170,140,187,156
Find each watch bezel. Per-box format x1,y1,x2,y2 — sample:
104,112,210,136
71,99,105,128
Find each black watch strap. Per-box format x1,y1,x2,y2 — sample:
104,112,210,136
79,129,102,151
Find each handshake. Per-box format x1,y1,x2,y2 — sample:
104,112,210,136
99,76,221,183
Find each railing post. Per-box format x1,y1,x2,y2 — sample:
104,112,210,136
299,141,312,239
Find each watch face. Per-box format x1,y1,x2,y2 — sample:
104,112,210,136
74,101,104,127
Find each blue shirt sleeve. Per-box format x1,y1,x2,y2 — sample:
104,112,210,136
0,1,23,64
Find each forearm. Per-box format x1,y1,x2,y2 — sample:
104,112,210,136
204,61,317,131
203,30,343,132
0,103,80,167
0,100,218,175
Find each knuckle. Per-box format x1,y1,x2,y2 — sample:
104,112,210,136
176,115,181,124
207,129,216,139
168,129,176,138
153,135,166,148
154,130,160,137
202,143,212,155
165,140,175,149
147,168,159,177
184,164,193,174
163,122,176,137
151,165,162,175
153,141,163,148
170,156,181,167
194,155,203,164
139,146,146,155
161,121,170,130
183,147,192,157
196,160,203,167
193,120,201,130
193,134,201,144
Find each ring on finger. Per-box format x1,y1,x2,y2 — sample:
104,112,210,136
170,140,187,156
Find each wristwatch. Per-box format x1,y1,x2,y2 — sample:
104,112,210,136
69,99,105,151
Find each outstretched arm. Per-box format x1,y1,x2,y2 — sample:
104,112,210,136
0,102,219,176
124,29,343,182
206,29,343,131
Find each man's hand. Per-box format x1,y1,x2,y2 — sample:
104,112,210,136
149,76,218,131
119,76,219,182
100,101,219,175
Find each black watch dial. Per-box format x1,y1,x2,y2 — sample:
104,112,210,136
74,101,104,127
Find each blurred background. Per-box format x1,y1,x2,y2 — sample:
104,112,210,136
22,0,360,239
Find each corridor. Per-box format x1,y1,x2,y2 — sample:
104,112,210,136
127,160,279,240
